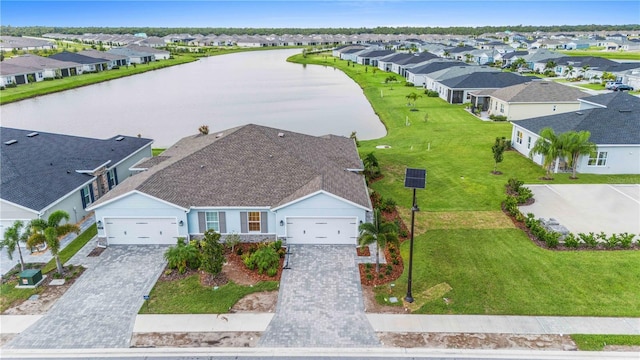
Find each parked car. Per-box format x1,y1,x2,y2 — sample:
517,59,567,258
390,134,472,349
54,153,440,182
613,84,634,91
605,81,623,90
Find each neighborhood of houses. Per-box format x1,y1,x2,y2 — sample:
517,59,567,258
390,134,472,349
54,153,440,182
1,31,639,247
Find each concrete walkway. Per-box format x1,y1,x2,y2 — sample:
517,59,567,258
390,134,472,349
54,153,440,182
4,245,167,349
258,245,380,347
3,313,638,336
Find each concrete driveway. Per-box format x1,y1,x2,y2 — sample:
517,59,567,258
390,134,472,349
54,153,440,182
520,184,640,236
5,245,167,349
259,245,380,347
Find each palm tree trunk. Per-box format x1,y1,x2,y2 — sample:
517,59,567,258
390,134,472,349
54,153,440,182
375,243,380,273
572,154,579,179
17,246,25,272
55,255,64,275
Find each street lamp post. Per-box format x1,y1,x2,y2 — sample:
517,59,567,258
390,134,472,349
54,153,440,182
403,168,426,304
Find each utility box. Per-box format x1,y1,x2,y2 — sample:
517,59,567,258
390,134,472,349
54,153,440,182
19,269,43,286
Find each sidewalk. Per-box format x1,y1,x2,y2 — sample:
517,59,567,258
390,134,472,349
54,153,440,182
2,313,638,336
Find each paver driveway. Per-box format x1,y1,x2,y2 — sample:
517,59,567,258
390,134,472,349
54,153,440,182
5,245,167,349
259,245,380,347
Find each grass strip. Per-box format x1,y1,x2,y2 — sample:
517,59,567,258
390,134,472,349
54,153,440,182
571,334,640,351
139,276,278,314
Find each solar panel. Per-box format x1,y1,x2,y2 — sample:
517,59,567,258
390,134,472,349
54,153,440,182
404,168,426,189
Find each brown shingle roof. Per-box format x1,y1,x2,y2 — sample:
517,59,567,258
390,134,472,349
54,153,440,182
489,80,590,103
91,124,370,210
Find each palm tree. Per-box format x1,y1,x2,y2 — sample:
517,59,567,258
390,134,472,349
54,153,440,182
405,92,421,107
580,65,590,79
27,210,80,275
1,220,28,272
464,53,474,63
560,131,596,179
443,50,450,59
564,65,575,80
530,127,563,180
358,209,398,273
544,60,557,76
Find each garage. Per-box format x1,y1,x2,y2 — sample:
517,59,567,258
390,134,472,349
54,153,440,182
286,217,357,245
104,217,179,245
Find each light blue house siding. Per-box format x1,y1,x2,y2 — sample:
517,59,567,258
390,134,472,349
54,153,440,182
274,192,368,238
92,192,189,240
187,208,275,242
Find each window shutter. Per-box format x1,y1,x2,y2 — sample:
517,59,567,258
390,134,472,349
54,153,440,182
88,185,95,202
219,212,226,233
240,212,248,233
80,188,87,208
198,212,206,233
260,211,268,233
113,168,119,185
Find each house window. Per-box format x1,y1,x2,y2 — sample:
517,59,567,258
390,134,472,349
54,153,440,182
80,184,94,208
205,212,219,232
527,136,532,149
106,168,118,190
516,131,523,144
500,104,504,113
588,151,607,166
248,211,261,232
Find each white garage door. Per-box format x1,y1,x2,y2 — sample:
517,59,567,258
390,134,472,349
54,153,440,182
105,218,179,245
286,217,357,245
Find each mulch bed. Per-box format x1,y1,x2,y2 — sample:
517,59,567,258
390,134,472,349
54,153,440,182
357,246,371,257
359,244,404,286
87,247,106,257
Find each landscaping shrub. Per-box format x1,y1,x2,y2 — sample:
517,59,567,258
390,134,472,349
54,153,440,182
405,82,414,87
242,253,256,270
618,233,635,249
604,233,620,249
381,197,396,213
578,232,598,248
199,229,225,275
564,233,580,248
503,195,520,217
424,89,439,97
489,114,507,121
544,231,560,248
242,241,280,276
225,232,241,253
164,237,199,274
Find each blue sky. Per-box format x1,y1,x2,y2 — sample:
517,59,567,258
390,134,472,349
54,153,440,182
2,1,639,28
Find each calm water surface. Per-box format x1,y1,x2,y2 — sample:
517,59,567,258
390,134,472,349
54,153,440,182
1,49,386,147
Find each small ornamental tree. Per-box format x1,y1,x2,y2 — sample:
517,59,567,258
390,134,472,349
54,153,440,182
200,229,225,276
492,137,508,174
27,210,80,275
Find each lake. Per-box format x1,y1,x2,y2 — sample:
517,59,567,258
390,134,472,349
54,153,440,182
0,49,386,148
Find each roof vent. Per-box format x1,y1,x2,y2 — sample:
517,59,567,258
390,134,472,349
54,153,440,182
26,132,39,137
278,132,285,138
4,140,17,145
575,112,583,115
216,132,224,138
619,109,632,113
115,136,124,141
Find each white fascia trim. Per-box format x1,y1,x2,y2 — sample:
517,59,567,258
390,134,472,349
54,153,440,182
595,144,638,147
506,101,580,105
40,178,96,215
577,98,607,109
272,190,371,212
190,206,271,210
86,190,187,212
0,199,40,215
76,160,112,174
110,141,154,169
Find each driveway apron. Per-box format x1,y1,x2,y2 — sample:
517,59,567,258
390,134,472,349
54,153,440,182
259,245,380,347
5,245,167,349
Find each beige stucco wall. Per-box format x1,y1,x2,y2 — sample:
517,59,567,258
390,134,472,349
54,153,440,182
489,98,581,121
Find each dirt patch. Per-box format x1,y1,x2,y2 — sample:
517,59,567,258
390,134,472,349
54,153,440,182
356,246,371,257
231,291,278,313
0,334,17,347
87,246,106,257
604,345,640,352
362,285,407,314
131,332,261,348
379,333,578,350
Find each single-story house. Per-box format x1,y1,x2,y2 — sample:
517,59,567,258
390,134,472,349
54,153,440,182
436,71,532,104
88,124,372,246
0,63,44,87
0,128,153,234
423,65,496,95
2,54,81,79
482,80,590,120
511,92,640,175
49,51,109,73
355,49,395,66
377,53,414,72
79,49,129,68
125,44,170,60
404,60,465,87
107,47,154,64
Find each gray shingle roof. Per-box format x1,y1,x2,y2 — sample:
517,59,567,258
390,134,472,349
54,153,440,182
1,128,153,212
49,51,108,65
405,60,466,75
488,80,590,102
515,92,640,145
91,124,370,210
440,72,532,89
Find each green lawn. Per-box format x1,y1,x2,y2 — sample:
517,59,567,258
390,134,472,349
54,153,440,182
558,49,640,60
152,148,166,157
139,275,278,314
571,335,640,351
290,52,640,317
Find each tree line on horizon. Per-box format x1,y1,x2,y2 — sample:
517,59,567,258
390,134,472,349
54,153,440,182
2,24,639,38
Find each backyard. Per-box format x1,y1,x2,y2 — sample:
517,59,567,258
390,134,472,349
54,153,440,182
290,52,640,317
